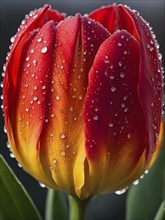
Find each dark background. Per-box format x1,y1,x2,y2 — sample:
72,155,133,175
0,1,164,219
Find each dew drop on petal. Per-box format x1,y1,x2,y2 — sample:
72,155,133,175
120,72,125,78
33,96,38,101
158,53,162,60
109,123,113,128
52,159,57,164
61,150,66,156
111,87,116,92
145,170,149,174
60,133,65,139
55,95,60,101
30,48,34,54
37,37,42,42
39,182,46,188
41,46,48,53
25,107,29,112
133,179,139,185
93,115,99,121
115,188,127,195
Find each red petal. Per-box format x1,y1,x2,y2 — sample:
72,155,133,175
3,5,64,128
119,5,163,158
89,4,117,33
38,14,110,193
45,8,66,23
2,21,57,187
83,30,146,164
11,20,55,153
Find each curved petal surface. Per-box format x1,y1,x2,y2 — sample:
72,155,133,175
37,15,110,196
83,30,146,195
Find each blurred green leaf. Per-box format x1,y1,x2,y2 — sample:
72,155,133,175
45,189,68,220
154,200,165,220
0,155,42,220
126,134,165,220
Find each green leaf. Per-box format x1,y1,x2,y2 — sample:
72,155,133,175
0,155,42,220
154,200,165,220
45,189,68,220
126,135,165,220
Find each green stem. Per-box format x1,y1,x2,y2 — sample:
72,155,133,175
68,195,89,220
154,200,165,220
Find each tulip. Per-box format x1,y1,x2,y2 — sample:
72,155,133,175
3,4,163,202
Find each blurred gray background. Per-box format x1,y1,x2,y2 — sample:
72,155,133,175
0,1,164,219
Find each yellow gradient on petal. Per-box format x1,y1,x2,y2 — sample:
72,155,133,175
80,135,146,198
39,25,88,196
6,119,56,188
147,121,164,169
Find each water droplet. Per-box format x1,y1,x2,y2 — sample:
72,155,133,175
39,182,46,188
133,179,139,185
120,72,125,78
111,87,116,92
123,95,128,101
33,86,37,90
41,46,48,53
26,56,30,61
158,53,162,60
145,170,149,174
52,159,57,164
127,133,131,139
78,95,83,100
33,14,38,19
61,150,66,156
37,37,42,42
60,133,65,139
110,75,114,80
109,123,113,128
25,107,29,112
33,96,38,101
10,36,15,43
70,106,73,111
55,95,60,101
30,48,34,54
118,43,122,47
121,103,125,108
4,125,7,133
18,163,22,168
33,59,37,66
10,153,15,158
93,115,99,121
140,174,144,179
115,188,127,195
118,61,123,67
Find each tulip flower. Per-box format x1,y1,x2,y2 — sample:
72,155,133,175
3,3,163,206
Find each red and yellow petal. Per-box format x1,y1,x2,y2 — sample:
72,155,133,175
118,5,163,160
83,30,146,196
6,21,57,187
3,5,65,187
37,15,110,196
